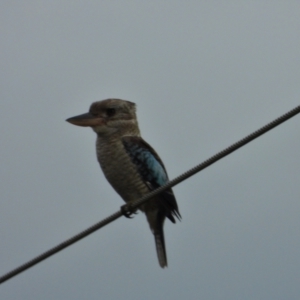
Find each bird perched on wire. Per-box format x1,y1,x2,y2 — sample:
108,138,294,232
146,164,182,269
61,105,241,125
66,99,181,268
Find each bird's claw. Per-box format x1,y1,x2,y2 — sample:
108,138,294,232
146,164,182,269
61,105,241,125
120,204,136,218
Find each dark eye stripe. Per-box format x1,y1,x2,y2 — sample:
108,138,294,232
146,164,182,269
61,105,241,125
106,108,116,117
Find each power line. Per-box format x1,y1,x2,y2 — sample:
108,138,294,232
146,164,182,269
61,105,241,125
1,105,299,284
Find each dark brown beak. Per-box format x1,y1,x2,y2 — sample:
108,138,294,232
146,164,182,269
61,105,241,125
66,112,104,127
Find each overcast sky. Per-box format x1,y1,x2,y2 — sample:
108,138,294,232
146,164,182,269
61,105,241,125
1,1,300,299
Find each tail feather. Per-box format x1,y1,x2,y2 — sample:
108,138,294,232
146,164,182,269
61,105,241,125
145,209,169,268
154,229,167,268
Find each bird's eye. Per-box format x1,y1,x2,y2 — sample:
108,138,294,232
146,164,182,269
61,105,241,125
106,108,116,117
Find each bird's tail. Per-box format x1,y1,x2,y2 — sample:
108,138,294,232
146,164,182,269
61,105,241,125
154,227,167,268
146,210,168,268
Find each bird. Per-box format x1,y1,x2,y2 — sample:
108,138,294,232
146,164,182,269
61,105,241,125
66,98,181,268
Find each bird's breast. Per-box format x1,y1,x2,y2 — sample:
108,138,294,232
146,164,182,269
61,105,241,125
96,137,149,203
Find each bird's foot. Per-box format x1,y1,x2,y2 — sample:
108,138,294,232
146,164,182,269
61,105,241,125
120,203,137,218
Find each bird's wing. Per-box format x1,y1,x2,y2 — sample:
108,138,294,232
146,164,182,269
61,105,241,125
122,136,181,222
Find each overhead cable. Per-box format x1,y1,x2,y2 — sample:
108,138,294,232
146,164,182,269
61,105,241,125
0,104,299,284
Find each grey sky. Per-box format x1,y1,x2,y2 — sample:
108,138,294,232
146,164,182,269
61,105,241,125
1,1,300,299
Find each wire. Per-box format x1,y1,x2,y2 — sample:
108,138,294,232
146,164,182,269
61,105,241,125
0,105,299,284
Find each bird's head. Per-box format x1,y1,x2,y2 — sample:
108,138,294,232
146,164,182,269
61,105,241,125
66,99,140,136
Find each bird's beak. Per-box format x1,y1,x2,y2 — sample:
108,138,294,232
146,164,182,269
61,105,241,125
66,113,104,127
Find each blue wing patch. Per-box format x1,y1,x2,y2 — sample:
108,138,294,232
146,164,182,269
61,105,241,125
122,136,168,188
122,136,181,222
